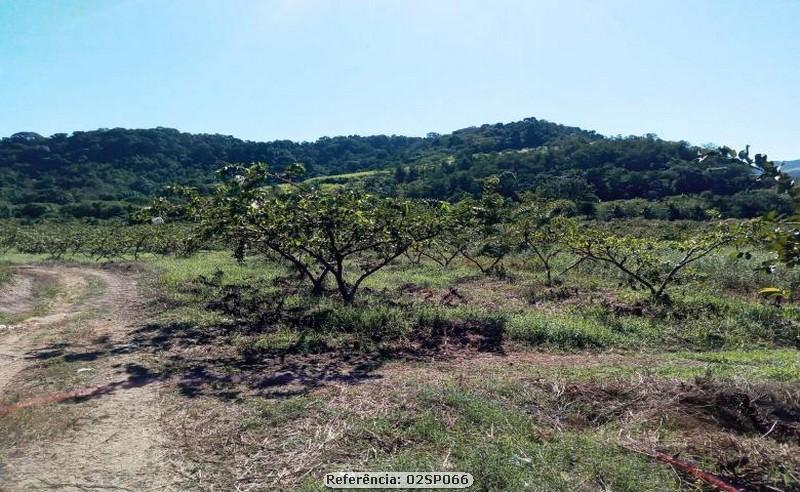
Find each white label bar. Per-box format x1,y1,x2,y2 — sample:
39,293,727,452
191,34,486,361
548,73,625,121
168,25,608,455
324,472,474,489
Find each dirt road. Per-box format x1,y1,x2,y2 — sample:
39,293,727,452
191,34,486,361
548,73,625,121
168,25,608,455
0,265,183,491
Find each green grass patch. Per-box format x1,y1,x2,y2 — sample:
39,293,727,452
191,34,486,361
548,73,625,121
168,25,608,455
0,264,11,286
0,271,63,324
663,348,800,382
308,381,682,492
242,395,331,429
508,349,800,383
506,311,621,349
363,261,476,291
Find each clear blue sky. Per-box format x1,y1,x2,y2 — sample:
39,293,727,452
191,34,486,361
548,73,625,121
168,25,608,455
1,0,798,159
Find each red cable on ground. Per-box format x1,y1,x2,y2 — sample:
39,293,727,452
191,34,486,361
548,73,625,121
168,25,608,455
622,445,741,492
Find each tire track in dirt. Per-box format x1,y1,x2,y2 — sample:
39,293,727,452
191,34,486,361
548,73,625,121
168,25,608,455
0,268,75,395
0,265,186,491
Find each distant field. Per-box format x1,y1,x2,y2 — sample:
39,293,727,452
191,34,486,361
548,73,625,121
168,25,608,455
276,170,390,191
303,169,389,183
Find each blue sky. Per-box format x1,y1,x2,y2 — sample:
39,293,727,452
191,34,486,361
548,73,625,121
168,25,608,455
1,0,798,159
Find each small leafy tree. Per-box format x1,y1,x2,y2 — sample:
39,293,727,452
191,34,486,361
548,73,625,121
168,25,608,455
405,235,462,268
445,177,515,275
149,163,445,303
513,198,577,285
700,146,799,266
564,221,753,301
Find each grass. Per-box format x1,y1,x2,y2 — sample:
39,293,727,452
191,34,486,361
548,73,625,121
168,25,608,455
335,382,681,492
363,261,476,290
0,405,83,459
2,242,799,490
322,370,794,490
507,311,620,349
139,247,800,490
0,251,107,265
0,269,63,324
243,395,330,429
470,291,796,352
137,248,800,360
174,360,800,491
29,278,62,314
302,170,389,184
275,170,391,192
167,369,694,491
150,250,284,290
665,348,800,381
0,263,11,286
498,349,800,383
0,273,108,462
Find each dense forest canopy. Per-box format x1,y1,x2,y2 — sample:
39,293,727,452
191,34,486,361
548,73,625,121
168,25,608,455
0,117,787,220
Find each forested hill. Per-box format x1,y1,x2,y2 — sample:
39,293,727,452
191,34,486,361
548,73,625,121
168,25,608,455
781,159,800,176
0,117,787,220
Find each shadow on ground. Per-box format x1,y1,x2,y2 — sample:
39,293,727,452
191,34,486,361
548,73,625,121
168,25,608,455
19,318,398,404
132,319,390,399
15,273,506,407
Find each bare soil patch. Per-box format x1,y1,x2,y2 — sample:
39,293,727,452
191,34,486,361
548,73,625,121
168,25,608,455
0,265,188,491
0,274,34,315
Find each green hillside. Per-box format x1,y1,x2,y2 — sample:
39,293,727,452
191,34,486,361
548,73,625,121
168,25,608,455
0,117,786,220
781,159,800,176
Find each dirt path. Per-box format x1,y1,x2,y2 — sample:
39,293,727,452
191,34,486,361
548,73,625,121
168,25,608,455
0,265,185,491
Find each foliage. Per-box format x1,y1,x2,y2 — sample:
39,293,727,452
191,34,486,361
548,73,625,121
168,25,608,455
396,134,768,213
436,177,516,275
151,163,446,302
0,118,776,220
0,221,199,261
0,119,589,219
513,197,577,285
700,145,800,269
562,221,756,300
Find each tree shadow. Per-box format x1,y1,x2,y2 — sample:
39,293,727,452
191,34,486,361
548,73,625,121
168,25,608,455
17,276,505,409
65,362,161,403
411,314,506,355
123,320,390,401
